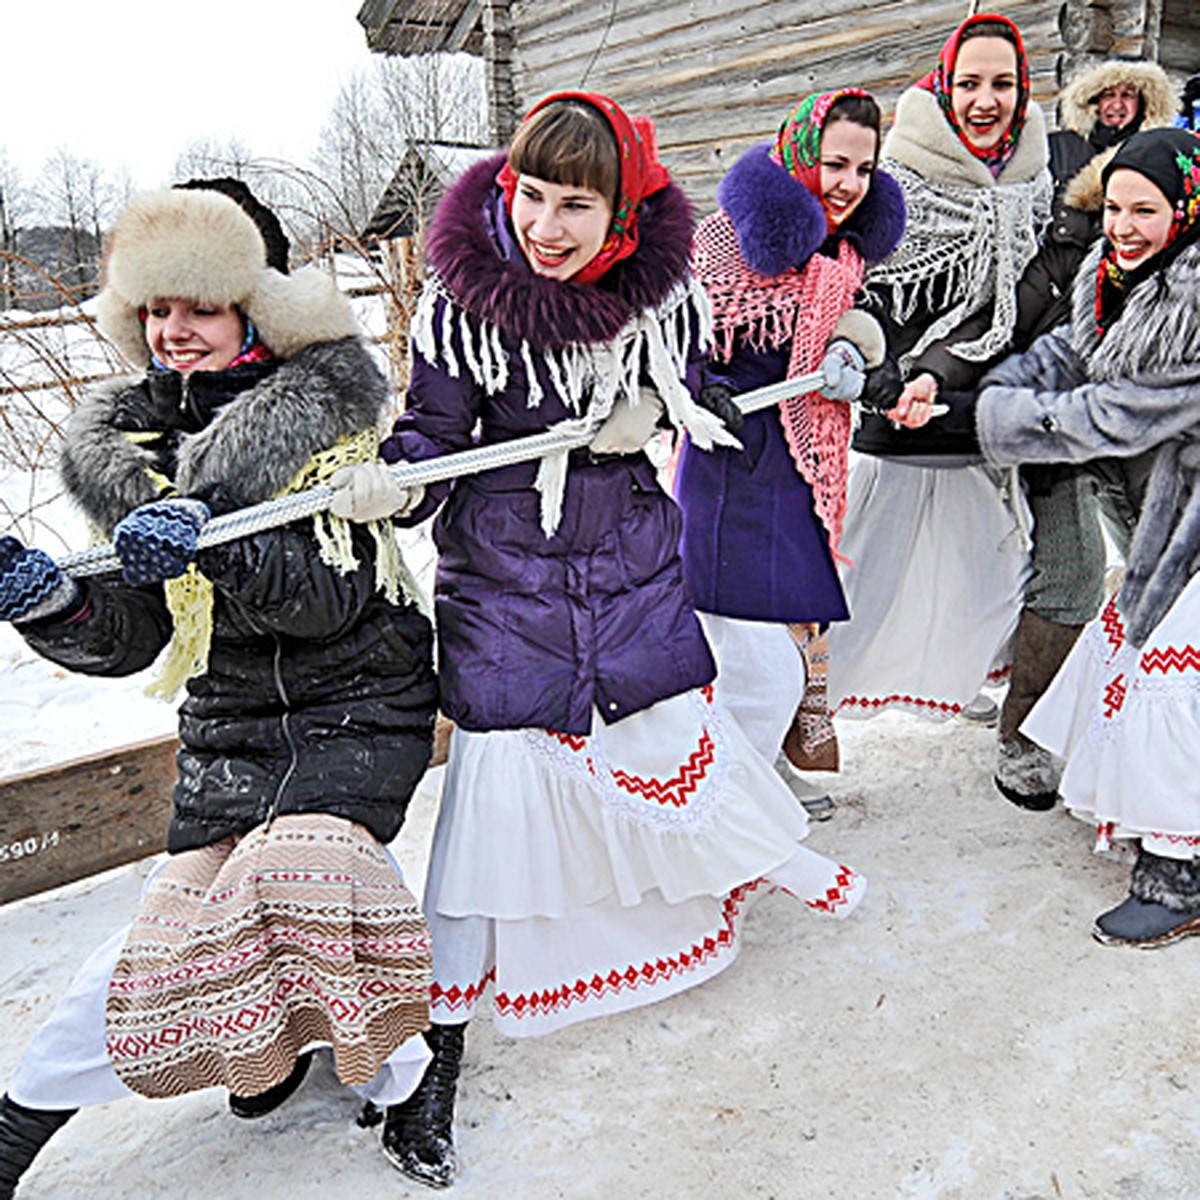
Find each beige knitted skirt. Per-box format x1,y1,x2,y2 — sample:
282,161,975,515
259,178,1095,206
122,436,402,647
105,813,431,1100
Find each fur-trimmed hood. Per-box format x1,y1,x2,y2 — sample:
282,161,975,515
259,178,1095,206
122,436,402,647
884,86,1049,189
423,152,694,351
1060,59,1177,138
62,337,388,534
97,188,360,368
1061,152,1109,212
714,142,906,277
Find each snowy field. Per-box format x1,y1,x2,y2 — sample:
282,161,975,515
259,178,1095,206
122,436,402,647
4,293,1200,1199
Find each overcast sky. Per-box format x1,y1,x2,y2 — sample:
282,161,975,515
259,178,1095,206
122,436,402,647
4,1,381,188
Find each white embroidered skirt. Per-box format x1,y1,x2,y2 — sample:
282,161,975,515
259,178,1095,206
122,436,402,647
698,613,805,762
829,457,1030,719
1023,582,1200,860
425,684,864,1038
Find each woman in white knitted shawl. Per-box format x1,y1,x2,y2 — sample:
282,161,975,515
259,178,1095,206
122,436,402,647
827,12,1051,724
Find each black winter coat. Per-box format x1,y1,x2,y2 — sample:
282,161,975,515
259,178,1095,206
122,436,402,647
23,337,437,852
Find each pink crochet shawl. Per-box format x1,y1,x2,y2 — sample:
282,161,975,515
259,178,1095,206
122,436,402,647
692,209,863,560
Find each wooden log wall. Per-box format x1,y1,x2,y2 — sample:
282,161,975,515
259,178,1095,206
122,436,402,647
507,0,1066,210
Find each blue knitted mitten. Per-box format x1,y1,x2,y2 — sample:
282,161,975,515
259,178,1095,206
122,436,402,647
113,499,211,585
0,535,81,623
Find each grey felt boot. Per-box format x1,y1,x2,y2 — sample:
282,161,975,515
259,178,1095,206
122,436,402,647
994,609,1082,810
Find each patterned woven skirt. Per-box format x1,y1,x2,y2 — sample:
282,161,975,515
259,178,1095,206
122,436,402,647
105,813,431,1100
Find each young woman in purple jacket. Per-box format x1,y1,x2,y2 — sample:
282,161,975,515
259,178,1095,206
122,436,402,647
331,91,867,1188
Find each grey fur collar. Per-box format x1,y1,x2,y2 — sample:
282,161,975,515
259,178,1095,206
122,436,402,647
1070,240,1200,379
1066,240,1200,646
883,87,1048,190
61,337,387,533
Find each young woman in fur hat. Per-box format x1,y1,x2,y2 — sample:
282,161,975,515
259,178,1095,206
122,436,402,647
953,128,1200,947
0,180,438,1194
826,13,1051,730
983,59,1176,810
331,91,867,1188
673,89,906,808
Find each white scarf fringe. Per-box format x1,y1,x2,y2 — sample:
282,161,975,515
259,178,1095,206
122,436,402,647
413,276,736,535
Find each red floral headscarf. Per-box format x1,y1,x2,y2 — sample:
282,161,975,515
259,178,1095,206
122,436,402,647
769,87,875,230
917,12,1030,177
497,90,672,286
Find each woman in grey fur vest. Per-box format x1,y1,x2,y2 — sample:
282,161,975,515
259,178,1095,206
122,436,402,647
916,128,1200,948
0,180,438,1194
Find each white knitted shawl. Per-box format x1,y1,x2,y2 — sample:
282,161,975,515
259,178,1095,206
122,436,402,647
866,88,1052,373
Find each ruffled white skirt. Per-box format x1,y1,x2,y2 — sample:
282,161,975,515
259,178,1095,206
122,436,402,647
1023,581,1200,860
425,684,865,1038
829,457,1030,719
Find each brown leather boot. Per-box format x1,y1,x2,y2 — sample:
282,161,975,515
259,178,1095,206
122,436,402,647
782,629,840,773
994,609,1083,810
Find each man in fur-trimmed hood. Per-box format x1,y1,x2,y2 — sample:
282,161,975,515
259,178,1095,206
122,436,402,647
1049,59,1176,197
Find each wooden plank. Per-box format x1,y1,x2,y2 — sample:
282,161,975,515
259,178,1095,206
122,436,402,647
0,717,456,906
0,735,179,906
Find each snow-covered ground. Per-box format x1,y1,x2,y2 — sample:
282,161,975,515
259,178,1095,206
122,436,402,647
5,706,1200,1198
4,294,1199,1199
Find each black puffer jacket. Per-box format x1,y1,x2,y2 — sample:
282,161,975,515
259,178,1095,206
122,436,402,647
23,337,437,852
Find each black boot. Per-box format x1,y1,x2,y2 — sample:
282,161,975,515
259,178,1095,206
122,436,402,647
381,1023,466,1189
229,1049,315,1119
0,1094,76,1199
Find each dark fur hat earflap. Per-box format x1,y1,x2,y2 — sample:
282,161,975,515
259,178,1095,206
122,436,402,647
174,177,291,274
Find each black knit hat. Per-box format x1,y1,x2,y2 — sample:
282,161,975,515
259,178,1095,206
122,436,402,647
173,177,290,274
1101,127,1200,210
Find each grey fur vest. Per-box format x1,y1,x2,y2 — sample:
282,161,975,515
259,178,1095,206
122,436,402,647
977,238,1200,645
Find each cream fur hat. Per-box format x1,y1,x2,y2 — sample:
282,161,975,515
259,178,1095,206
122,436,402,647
97,186,358,368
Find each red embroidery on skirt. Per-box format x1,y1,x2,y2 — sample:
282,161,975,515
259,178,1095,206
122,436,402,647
1141,645,1200,675
431,970,496,1014
1102,673,1126,719
802,864,858,915
548,730,588,752
1101,599,1125,653
493,881,764,1021
701,683,715,703
610,729,715,807
836,693,961,717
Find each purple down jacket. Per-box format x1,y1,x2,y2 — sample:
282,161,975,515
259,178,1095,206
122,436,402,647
381,154,715,734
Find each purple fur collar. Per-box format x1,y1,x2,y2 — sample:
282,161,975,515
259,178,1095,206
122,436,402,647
716,142,906,277
425,152,695,351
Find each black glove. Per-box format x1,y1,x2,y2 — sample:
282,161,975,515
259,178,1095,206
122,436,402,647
858,356,903,413
696,382,745,436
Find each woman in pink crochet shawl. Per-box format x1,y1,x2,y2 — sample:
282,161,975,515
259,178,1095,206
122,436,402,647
675,89,906,804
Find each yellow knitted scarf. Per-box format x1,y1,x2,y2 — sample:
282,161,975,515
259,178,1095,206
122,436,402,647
147,428,410,700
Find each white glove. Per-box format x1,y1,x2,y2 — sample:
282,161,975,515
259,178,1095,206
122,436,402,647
819,340,867,403
589,388,665,455
329,463,424,522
